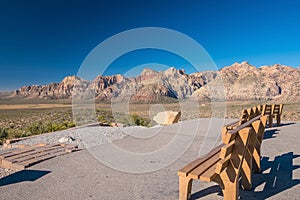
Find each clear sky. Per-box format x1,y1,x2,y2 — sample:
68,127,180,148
0,0,300,91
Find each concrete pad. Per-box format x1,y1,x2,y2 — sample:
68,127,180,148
0,119,299,199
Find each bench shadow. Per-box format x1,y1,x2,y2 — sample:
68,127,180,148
191,152,300,199
263,129,279,140
191,185,222,199
241,152,300,199
0,169,51,187
275,122,296,127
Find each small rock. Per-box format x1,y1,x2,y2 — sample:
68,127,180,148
116,123,126,127
58,136,75,143
100,122,110,127
110,123,118,127
9,123,15,128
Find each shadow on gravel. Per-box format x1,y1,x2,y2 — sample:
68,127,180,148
276,122,296,127
0,169,50,187
263,129,279,140
191,185,222,199
191,152,300,199
266,122,295,129
264,122,296,140
240,152,300,199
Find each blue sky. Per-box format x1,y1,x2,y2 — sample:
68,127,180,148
0,0,300,91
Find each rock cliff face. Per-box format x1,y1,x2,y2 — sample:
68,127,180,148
15,76,89,99
13,62,300,102
192,62,300,101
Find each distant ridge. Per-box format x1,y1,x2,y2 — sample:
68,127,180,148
7,62,300,102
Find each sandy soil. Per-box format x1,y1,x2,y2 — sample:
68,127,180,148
0,104,71,110
0,118,299,200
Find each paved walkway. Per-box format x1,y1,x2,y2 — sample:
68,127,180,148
0,119,299,200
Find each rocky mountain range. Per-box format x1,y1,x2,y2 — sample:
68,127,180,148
9,62,300,102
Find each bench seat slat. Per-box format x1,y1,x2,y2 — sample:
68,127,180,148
178,144,224,177
199,163,219,182
3,144,61,161
12,151,68,170
189,152,221,179
8,146,65,163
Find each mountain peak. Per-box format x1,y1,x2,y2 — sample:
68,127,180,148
140,68,158,76
61,76,82,84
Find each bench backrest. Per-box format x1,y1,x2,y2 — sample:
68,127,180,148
223,115,261,144
257,105,263,115
262,104,272,116
238,109,248,125
215,126,252,180
216,115,266,180
239,106,261,125
252,106,261,117
246,115,268,158
222,108,260,143
272,104,284,115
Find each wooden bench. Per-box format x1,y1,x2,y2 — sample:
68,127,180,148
261,104,273,127
178,116,267,200
239,115,267,190
261,104,284,127
252,105,262,116
223,106,260,140
0,143,79,170
224,106,261,131
257,104,264,115
224,109,248,130
222,114,268,190
271,104,284,126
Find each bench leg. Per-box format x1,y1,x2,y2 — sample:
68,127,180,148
252,144,261,173
213,175,238,200
276,114,281,126
268,115,273,127
179,176,193,200
241,150,252,190
221,180,239,200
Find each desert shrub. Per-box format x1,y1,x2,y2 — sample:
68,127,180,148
0,128,8,143
7,129,27,139
27,122,47,135
66,122,76,128
97,114,114,124
129,113,145,126
117,113,150,127
26,121,76,135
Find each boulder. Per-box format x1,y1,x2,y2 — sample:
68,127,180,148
153,111,181,125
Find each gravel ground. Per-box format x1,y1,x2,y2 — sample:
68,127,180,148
0,168,15,179
0,124,151,178
11,124,151,149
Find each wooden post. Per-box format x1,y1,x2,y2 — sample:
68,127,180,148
179,176,193,200
222,180,239,200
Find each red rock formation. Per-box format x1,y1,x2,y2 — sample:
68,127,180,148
12,63,300,102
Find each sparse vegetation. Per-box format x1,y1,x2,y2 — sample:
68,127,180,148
26,121,76,135
0,128,8,144
0,101,299,142
120,113,150,126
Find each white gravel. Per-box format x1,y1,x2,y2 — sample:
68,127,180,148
12,124,152,149
0,168,15,178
